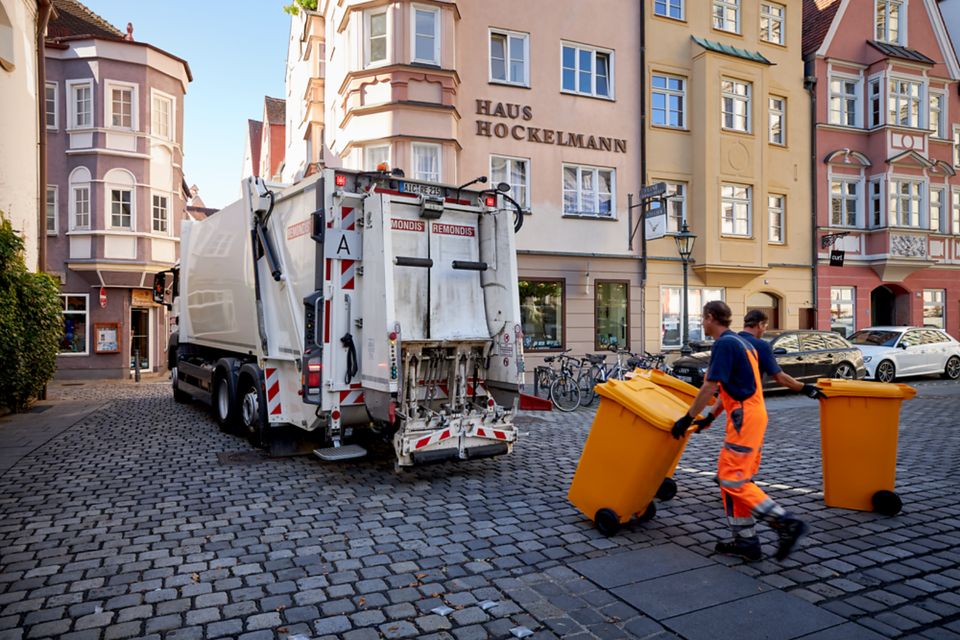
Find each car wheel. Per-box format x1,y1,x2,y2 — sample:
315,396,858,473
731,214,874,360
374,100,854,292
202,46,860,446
832,362,856,380
943,356,960,381
875,360,896,383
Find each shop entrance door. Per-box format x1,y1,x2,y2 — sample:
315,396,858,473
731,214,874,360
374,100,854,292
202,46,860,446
130,308,151,370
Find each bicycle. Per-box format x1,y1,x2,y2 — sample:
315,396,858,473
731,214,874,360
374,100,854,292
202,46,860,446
578,348,639,406
549,353,582,412
533,349,572,398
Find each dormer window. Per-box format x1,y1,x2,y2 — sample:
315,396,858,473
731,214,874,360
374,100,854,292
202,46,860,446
876,0,904,45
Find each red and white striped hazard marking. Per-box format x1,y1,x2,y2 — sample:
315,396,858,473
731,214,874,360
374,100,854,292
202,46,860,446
471,427,514,442
339,384,364,406
341,259,355,290
413,428,455,450
265,367,282,416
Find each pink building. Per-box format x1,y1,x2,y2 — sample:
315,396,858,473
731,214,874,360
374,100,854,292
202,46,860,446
805,0,960,338
44,0,191,377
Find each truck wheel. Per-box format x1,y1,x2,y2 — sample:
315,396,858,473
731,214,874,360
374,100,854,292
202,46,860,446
212,373,238,433
239,378,268,448
172,367,190,404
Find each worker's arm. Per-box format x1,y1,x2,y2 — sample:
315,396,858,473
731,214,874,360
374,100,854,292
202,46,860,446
671,380,719,438
693,399,724,432
773,371,825,399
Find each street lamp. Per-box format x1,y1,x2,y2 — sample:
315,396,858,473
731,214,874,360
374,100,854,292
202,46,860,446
674,221,697,356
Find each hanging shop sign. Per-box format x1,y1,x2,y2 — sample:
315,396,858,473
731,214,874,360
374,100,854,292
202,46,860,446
830,250,846,267
99,286,107,308
474,100,627,153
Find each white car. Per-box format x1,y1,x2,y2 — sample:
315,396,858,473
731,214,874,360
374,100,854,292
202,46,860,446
848,326,960,383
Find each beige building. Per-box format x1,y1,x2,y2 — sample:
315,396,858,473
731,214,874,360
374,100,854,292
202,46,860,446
281,0,811,377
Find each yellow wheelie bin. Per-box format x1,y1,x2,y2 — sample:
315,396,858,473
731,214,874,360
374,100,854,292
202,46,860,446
568,376,694,536
630,369,704,502
817,378,917,516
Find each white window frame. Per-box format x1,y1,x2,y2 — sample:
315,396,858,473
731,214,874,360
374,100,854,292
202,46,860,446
888,177,924,228
489,28,529,87
411,142,441,182
923,289,945,329
105,169,137,231
888,76,923,129
768,193,784,243
46,185,58,235
651,73,686,129
760,2,785,45
490,154,531,210
721,77,751,133
929,89,946,139
721,183,752,237
828,73,862,128
67,79,94,130
953,188,960,234
151,89,175,140
364,7,389,68
769,96,785,145
867,74,883,128
660,286,725,350
363,144,391,171
830,287,856,338
152,193,169,235
876,0,906,46
45,81,58,130
869,176,885,227
561,42,615,100
953,126,960,168
930,186,945,233
653,0,684,20
713,0,740,33
104,80,139,131
562,164,616,218
68,167,91,231
410,4,440,65
830,176,861,228
59,294,90,357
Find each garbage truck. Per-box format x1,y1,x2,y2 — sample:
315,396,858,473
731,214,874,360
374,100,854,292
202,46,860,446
153,168,525,467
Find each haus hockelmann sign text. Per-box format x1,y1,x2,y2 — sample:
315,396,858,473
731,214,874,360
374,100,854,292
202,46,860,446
474,100,627,153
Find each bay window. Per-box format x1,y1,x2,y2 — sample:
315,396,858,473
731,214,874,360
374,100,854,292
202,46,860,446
830,178,859,227
888,78,922,128
889,179,922,227
721,183,751,236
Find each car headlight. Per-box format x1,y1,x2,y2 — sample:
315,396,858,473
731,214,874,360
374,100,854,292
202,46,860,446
863,356,872,363
698,367,707,374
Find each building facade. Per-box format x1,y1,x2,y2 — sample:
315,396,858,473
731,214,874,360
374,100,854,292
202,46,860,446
44,0,191,378
805,0,960,338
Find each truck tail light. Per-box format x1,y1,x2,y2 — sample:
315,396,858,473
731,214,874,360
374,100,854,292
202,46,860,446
307,359,322,388
484,195,496,207
335,174,347,187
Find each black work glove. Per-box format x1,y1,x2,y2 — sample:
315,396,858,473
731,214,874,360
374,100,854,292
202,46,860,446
693,413,715,432
671,413,694,440
801,383,825,400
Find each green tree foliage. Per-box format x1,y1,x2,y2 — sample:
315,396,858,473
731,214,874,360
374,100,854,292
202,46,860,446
283,0,317,15
0,213,63,412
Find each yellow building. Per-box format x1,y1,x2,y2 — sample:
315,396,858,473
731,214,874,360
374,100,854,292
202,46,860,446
645,0,813,347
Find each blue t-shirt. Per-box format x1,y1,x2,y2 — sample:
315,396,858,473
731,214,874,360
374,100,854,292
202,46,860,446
738,331,782,377
706,330,758,402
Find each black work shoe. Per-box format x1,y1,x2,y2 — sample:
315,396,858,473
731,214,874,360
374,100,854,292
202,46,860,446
771,515,808,561
714,537,762,562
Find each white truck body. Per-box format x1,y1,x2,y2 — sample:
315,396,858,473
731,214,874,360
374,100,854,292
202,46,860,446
169,169,523,466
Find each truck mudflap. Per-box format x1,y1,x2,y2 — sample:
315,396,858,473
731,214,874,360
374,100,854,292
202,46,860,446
395,415,517,467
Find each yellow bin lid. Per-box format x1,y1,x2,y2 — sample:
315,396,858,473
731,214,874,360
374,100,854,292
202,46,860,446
595,377,690,431
816,378,917,400
633,368,700,397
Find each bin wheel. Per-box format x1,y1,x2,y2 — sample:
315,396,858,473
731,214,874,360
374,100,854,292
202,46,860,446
637,502,657,523
656,478,678,502
595,509,621,537
872,490,902,516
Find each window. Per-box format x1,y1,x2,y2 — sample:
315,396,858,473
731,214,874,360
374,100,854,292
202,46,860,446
46,186,58,234
563,164,615,217
152,93,172,139
713,0,740,32
654,0,683,19
876,0,904,45
111,189,132,228
519,280,563,351
491,155,530,209
923,290,945,329
830,287,855,338
773,333,800,352
930,187,944,233
364,144,390,171
888,78,922,128
108,84,135,129
867,77,882,128
870,178,883,226
760,3,785,45
954,127,960,167
561,43,613,99
889,179,922,227
45,82,57,129
69,81,93,129
801,333,829,352
652,74,685,128
411,143,441,182
829,76,860,127
929,91,946,138
152,195,168,234
649,181,686,232
953,190,960,233
72,186,90,230
661,287,725,348
721,183,751,236
490,30,528,86
365,8,388,67
830,178,859,227
769,96,785,144
595,282,629,350
768,194,784,243
412,5,439,65
59,295,89,355
721,78,751,132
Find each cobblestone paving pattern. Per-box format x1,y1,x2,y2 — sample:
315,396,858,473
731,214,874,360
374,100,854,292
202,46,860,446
0,379,958,639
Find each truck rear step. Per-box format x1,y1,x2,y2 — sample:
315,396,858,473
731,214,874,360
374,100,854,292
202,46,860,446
313,444,367,461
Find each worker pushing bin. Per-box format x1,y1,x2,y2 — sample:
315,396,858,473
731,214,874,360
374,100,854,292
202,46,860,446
568,376,693,536
817,378,917,516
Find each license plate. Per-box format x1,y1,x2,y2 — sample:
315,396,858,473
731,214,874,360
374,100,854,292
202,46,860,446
677,375,692,382
399,181,444,197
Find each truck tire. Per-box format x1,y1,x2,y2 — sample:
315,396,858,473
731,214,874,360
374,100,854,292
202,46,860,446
212,368,240,433
238,374,268,448
171,365,191,404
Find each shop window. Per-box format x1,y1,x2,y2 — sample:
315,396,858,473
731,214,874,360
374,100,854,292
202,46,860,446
59,294,89,355
520,280,563,351
595,281,629,350
830,286,855,337
923,289,945,329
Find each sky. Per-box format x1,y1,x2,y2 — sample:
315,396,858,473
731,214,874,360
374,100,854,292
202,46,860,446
84,0,291,210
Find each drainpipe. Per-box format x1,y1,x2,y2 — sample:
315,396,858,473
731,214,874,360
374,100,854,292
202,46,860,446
638,0,647,351
804,60,818,330
36,0,53,272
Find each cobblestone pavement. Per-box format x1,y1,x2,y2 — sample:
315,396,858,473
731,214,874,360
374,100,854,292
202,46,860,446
0,378,959,640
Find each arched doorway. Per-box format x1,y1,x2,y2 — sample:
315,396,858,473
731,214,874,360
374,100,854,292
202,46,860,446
870,285,909,326
746,292,780,329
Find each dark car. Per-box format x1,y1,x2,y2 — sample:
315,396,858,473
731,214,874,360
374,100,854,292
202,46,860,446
670,330,867,390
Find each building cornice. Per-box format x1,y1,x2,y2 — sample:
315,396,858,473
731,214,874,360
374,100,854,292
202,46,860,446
337,64,460,95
